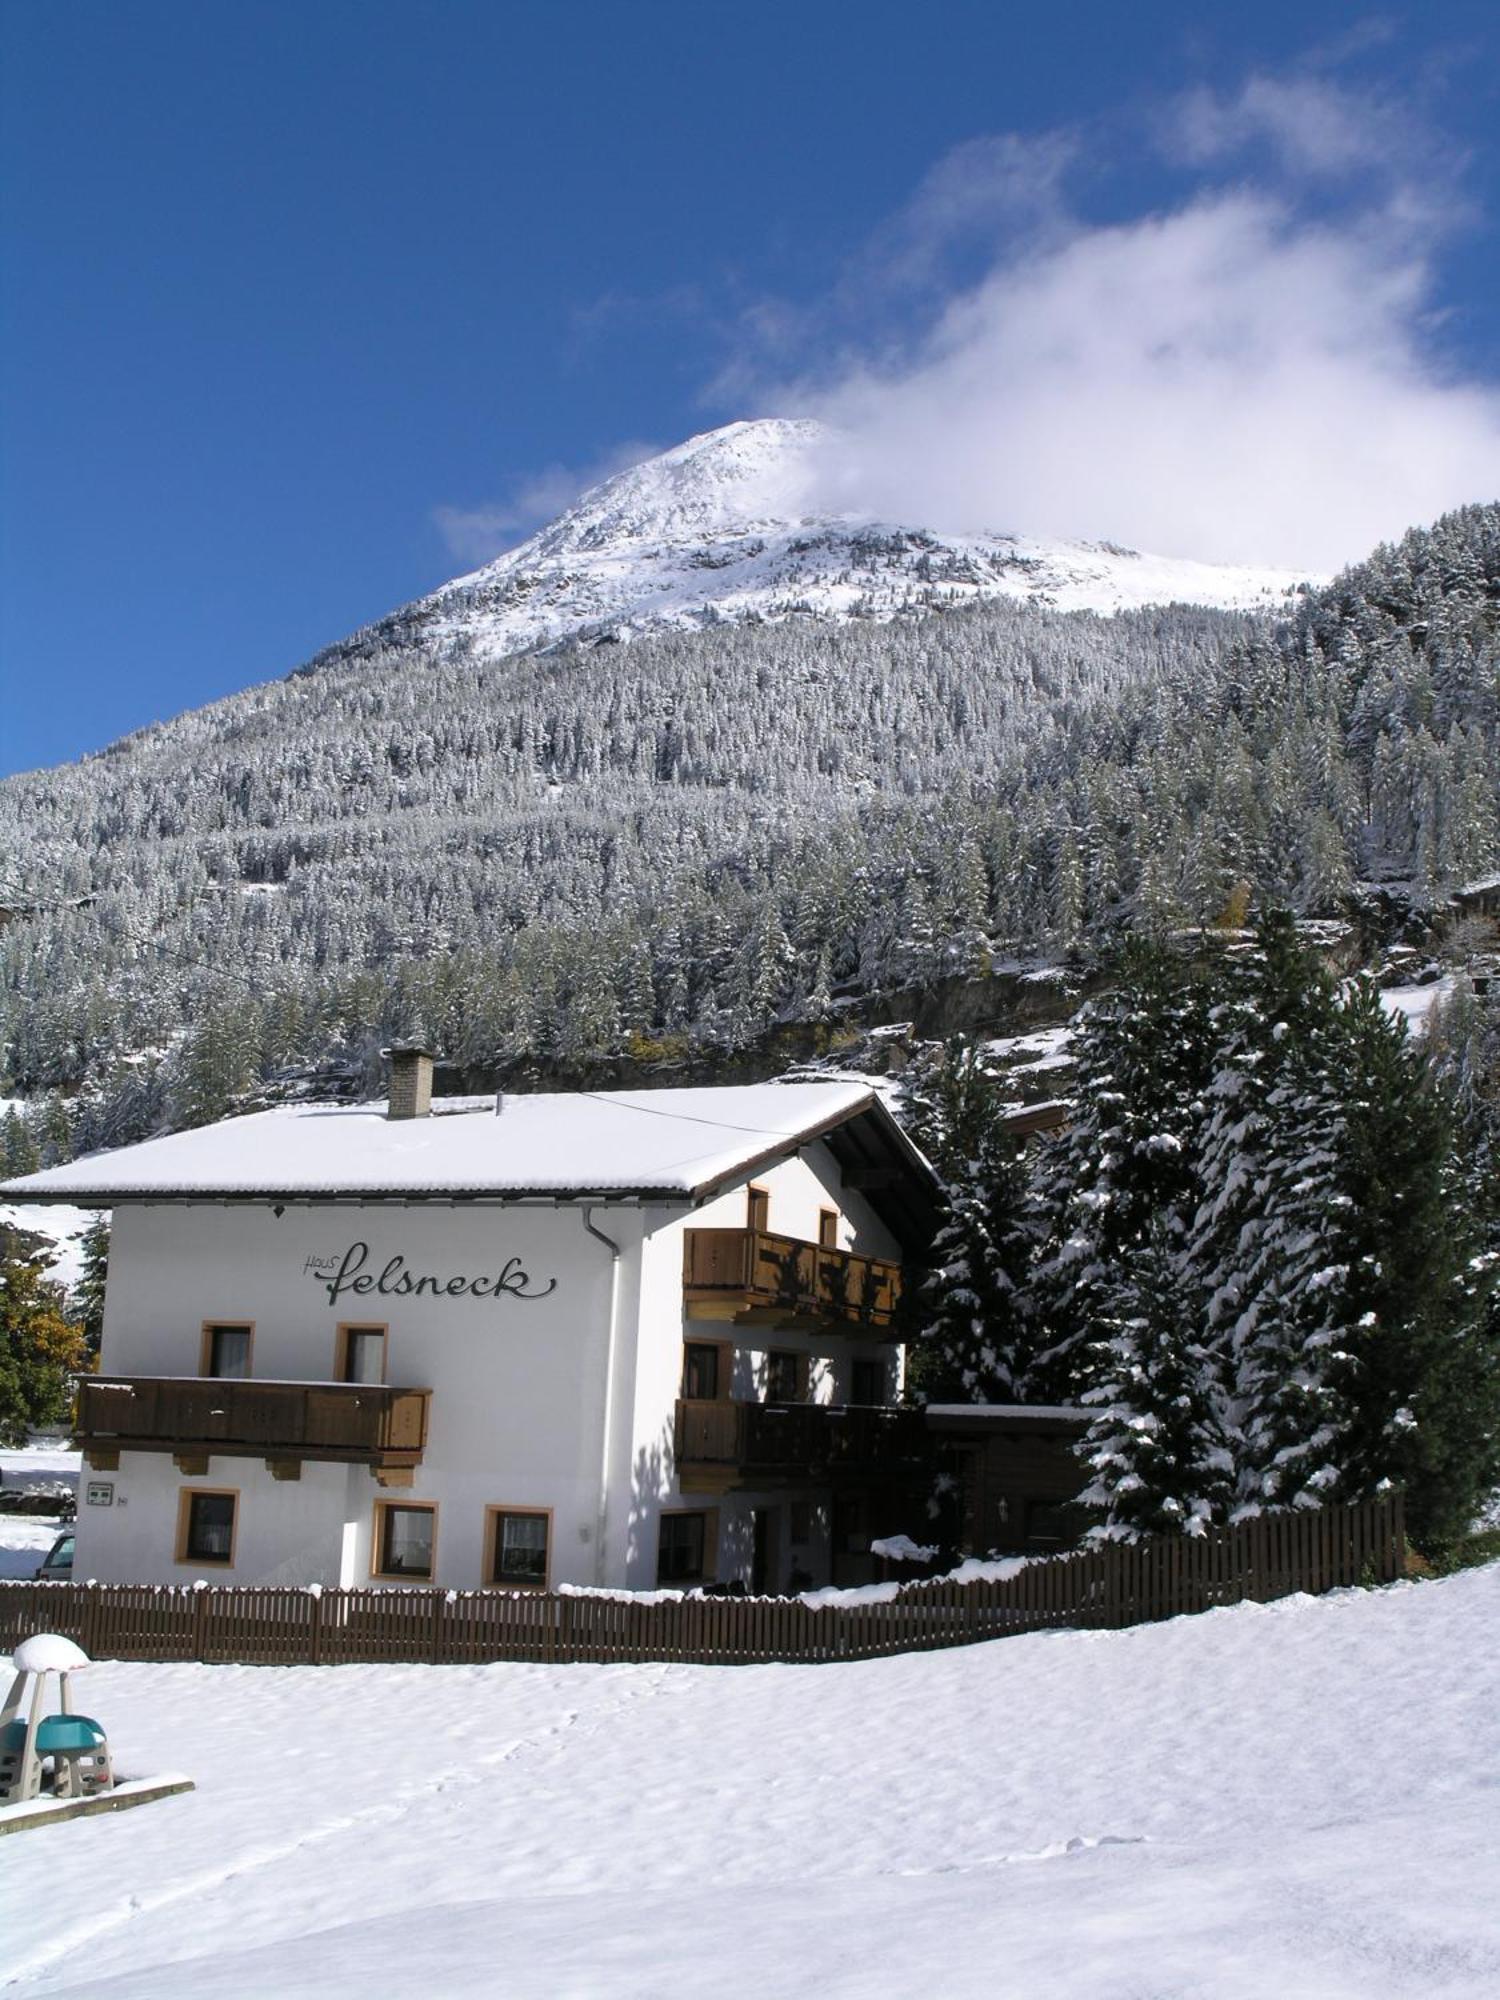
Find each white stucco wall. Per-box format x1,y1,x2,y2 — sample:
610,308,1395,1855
74,1454,357,1588
88,1201,622,1590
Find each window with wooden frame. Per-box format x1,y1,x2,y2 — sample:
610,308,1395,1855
818,1208,839,1249
656,1508,718,1586
484,1506,552,1590
764,1349,806,1404
200,1322,253,1379
746,1184,770,1232
175,1487,238,1566
682,1339,731,1401
371,1499,438,1582
334,1322,388,1385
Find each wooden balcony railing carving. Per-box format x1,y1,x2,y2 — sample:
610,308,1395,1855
74,1376,431,1472
683,1228,901,1331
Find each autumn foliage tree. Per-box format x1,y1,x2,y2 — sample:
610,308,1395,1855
0,1256,88,1445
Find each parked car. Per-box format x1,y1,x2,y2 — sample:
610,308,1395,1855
33,1531,74,1581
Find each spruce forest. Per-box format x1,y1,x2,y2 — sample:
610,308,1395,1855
904,919,1500,1557
2,502,1497,1160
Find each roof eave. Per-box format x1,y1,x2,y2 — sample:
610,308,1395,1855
0,1185,697,1208
689,1090,939,1239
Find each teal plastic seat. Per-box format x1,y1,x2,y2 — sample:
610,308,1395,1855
34,1715,106,1753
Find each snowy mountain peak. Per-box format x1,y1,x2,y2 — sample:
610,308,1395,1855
525,419,831,559
407,419,1313,665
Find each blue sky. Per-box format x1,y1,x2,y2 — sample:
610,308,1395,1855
4,1,1500,776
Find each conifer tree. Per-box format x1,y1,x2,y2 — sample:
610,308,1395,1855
1079,1228,1233,1538
1,1108,38,1177
71,1214,110,1359
904,1042,1038,1404
1314,983,1500,1552
1186,912,1346,1515
1029,939,1219,1400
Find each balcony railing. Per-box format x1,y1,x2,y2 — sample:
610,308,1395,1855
683,1228,901,1332
674,1398,926,1488
74,1376,431,1470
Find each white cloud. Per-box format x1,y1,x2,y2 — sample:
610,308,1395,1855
434,441,658,566
753,77,1500,570
1172,73,1420,183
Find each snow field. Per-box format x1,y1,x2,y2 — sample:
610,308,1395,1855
1,1565,1497,1998
0,1202,93,1290
0,1445,77,1580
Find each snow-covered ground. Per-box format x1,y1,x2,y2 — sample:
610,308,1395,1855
1,1559,1495,1998
0,1443,78,1579
1382,978,1456,1035
985,1024,1075,1075
0,1200,93,1291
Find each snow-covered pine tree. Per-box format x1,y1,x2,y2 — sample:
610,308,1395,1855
71,1213,110,1358
1313,980,1500,1554
1186,912,1347,1517
1,1107,38,1177
1029,938,1219,1402
1079,1226,1233,1539
902,1042,1037,1404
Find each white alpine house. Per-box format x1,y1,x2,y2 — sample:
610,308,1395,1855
2,1058,939,1595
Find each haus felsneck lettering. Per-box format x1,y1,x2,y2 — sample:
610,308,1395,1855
313,1240,558,1308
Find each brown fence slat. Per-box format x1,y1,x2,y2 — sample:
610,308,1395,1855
0,1497,1400,1670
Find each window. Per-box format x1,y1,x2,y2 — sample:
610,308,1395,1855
1025,1502,1071,1550
746,1185,770,1232
788,1500,813,1546
851,1357,887,1405
486,1507,551,1589
765,1350,801,1403
201,1323,252,1378
818,1208,839,1249
335,1323,387,1384
176,1488,237,1566
373,1501,437,1581
682,1341,723,1401
657,1510,716,1586
833,1492,868,1557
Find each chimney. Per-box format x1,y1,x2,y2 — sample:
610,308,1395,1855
384,1044,435,1120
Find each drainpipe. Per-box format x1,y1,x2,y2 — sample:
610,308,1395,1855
582,1205,622,1587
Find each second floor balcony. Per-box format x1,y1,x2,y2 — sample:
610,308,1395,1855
75,1375,431,1482
684,1228,901,1333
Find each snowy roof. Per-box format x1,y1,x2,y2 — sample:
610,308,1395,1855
1,1082,929,1209
923,1404,1089,1429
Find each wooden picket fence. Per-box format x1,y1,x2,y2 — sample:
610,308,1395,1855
0,1495,1402,1669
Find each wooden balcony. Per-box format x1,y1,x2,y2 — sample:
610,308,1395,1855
684,1228,901,1333
674,1398,927,1493
75,1376,431,1483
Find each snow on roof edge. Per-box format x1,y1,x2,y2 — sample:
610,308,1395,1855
0,1081,910,1204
